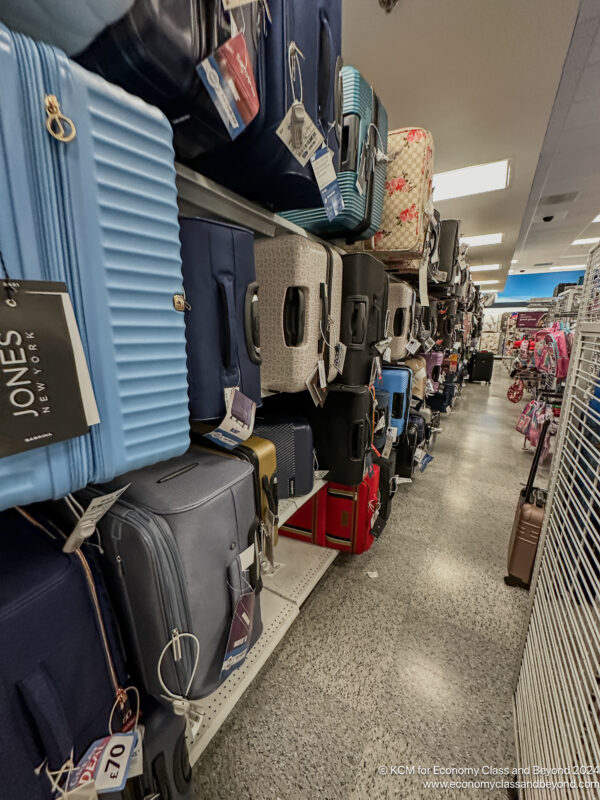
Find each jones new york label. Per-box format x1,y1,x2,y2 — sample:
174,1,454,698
0,281,95,458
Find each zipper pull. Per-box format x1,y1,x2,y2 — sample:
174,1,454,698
44,95,76,143
171,628,183,662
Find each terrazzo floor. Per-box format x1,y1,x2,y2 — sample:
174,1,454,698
193,363,540,799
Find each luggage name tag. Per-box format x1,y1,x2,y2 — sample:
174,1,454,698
406,338,421,355
422,336,435,353
276,102,323,167
418,256,429,307
332,341,347,375
0,279,99,459
127,724,144,779
197,30,259,140
222,0,259,7
311,146,344,220
262,507,277,568
66,732,138,795
219,580,255,680
373,337,392,356
204,387,256,450
63,484,131,553
317,356,327,389
432,270,447,283
306,364,327,406
381,427,396,460
418,452,433,472
60,784,98,800
414,446,426,465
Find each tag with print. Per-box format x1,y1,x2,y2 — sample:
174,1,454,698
276,102,323,166
204,388,256,450
311,146,344,220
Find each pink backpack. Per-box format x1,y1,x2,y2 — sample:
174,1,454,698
534,323,570,379
516,400,541,436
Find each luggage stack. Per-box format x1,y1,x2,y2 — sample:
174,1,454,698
0,5,488,796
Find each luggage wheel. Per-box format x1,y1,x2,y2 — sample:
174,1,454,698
504,575,530,590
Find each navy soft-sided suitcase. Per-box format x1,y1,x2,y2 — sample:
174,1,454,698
376,366,412,436
0,25,190,513
191,0,343,210
254,418,314,499
469,351,494,384
180,217,261,420
0,508,128,800
83,447,262,704
337,253,390,385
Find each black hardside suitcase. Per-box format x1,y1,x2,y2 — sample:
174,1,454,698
254,418,314,499
263,385,373,486
337,253,389,385
469,351,494,384
372,446,397,535
396,423,419,479
80,447,263,705
433,219,461,290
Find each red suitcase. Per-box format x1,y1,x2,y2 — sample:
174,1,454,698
279,486,328,544
324,461,380,554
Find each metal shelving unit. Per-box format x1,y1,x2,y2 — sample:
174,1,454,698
185,474,337,765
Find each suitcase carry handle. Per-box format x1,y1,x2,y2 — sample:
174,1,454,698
525,419,550,503
348,297,367,345
392,391,405,420
318,12,335,128
350,419,367,460
393,307,405,337
18,667,73,770
217,278,239,371
244,281,262,365
341,114,360,172
283,286,306,347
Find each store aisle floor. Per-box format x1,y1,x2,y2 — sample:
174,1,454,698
193,365,536,799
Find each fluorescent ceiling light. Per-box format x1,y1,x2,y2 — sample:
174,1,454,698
548,264,586,271
593,214,600,223
571,237,600,246
474,279,500,285
461,232,503,247
433,159,510,202
470,264,500,273
511,259,518,264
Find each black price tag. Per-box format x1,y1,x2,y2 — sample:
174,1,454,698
0,280,97,458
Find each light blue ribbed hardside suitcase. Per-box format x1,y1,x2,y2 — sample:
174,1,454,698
280,66,389,240
376,366,413,436
0,24,190,511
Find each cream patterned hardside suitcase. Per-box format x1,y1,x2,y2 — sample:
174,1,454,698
372,128,434,260
254,235,342,393
388,280,416,361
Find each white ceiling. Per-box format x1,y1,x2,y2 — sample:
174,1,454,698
514,0,600,278
342,0,580,289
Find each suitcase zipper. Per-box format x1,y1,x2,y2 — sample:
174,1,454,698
14,508,125,708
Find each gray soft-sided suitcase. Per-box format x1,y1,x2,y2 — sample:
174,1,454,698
81,447,262,704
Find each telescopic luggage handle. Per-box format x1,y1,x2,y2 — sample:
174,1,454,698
524,418,551,503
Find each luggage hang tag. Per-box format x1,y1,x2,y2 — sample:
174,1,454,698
432,270,447,283
374,336,392,356
219,571,255,680
63,484,131,553
204,387,256,450
197,22,259,140
311,145,344,220
0,276,99,459
381,427,396,460
222,0,259,7
332,340,347,375
66,732,138,795
126,724,144,779
369,356,382,387
60,784,98,800
317,356,327,389
306,364,327,406
406,337,421,355
418,256,429,307
276,43,323,166
419,452,433,472
422,336,435,353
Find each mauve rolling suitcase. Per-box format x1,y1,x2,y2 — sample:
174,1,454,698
279,484,328,544
505,420,550,589
191,0,343,210
0,508,129,800
388,281,416,360
337,253,389,385
325,460,380,553
424,351,443,391
254,418,314,499
82,447,262,704
376,366,412,436
469,351,494,384
370,128,434,260
180,217,261,420
373,388,391,452
0,0,134,55
254,235,342,393
281,66,389,241
0,25,190,513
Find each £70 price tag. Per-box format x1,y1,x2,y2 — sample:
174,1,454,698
68,733,138,794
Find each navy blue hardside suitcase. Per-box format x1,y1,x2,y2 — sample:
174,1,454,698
190,0,343,210
373,388,391,452
254,418,313,499
0,508,128,800
0,25,190,513
376,366,413,436
180,217,261,420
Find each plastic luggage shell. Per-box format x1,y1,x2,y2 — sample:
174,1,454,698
376,365,413,436
279,484,328,544
254,235,342,393
180,217,262,421
253,417,314,499
0,25,190,513
324,461,380,553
